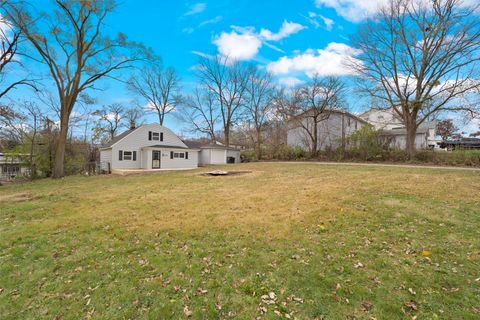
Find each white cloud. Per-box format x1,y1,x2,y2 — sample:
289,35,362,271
199,15,223,27
183,15,223,34
316,0,480,23
213,31,262,60
278,77,304,88
305,12,335,31
267,42,362,77
259,21,306,41
315,0,387,22
213,20,306,61
184,3,206,16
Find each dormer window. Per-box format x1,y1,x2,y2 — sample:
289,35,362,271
148,131,163,141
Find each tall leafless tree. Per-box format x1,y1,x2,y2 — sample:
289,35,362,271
351,0,480,159
179,87,219,141
124,105,145,130
92,103,124,141
276,76,346,154
0,10,35,99
3,0,149,178
196,55,250,146
128,60,181,126
244,67,275,159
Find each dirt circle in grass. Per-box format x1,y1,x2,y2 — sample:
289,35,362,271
200,170,252,177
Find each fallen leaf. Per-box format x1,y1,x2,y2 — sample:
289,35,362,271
420,250,431,257
354,262,364,268
472,306,480,314
408,288,416,295
361,301,373,311
405,300,418,311
183,305,192,317
196,288,208,296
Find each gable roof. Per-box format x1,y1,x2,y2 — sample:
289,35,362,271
100,128,137,149
183,140,240,151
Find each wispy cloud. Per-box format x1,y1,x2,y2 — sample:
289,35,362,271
182,15,224,34
199,15,223,27
184,3,206,16
303,12,334,31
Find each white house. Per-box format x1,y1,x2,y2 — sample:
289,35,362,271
287,110,368,151
99,124,200,172
359,107,437,149
99,124,241,172
0,153,29,180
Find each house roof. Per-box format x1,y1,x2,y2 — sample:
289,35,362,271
142,144,199,150
183,140,240,151
100,128,137,148
289,109,369,126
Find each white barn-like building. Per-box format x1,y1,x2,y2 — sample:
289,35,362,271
99,124,240,172
287,110,368,151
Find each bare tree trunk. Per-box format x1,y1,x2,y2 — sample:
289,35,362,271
29,118,37,180
53,115,68,178
158,112,163,126
405,118,417,160
256,128,262,160
312,120,318,155
224,124,230,146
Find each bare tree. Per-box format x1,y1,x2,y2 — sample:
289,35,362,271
276,76,345,154
196,55,250,146
124,105,145,130
436,119,459,140
92,103,124,141
179,87,219,141
244,68,275,159
3,0,149,178
0,11,35,99
351,0,480,158
128,60,181,125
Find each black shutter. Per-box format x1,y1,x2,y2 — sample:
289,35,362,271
148,131,152,140
119,150,123,161
170,151,174,159
185,152,188,159
160,132,163,141
133,151,137,161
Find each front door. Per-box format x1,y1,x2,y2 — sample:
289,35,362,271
152,151,161,169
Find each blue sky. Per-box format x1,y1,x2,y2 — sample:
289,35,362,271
98,0,366,131
4,0,480,135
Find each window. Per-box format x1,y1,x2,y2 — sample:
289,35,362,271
149,131,163,141
173,152,186,158
119,151,136,161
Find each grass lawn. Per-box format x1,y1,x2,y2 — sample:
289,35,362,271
1,163,479,319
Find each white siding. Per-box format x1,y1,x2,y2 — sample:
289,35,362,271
288,113,364,151
159,149,199,169
199,149,211,166
109,124,193,170
226,150,241,163
99,149,112,171
210,149,226,164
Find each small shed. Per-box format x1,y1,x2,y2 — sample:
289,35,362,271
184,141,241,165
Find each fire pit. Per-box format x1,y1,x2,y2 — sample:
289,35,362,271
201,170,251,176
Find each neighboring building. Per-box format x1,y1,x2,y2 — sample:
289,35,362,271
287,110,368,151
99,124,241,173
360,107,437,149
184,141,241,165
0,153,29,180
